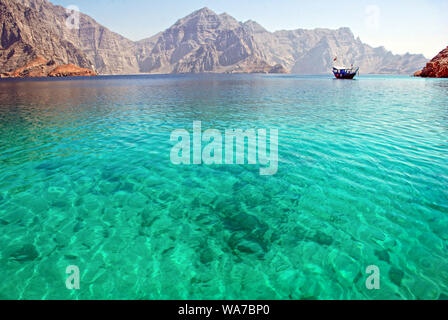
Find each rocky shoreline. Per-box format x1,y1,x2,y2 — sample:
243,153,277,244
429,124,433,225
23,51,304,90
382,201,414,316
414,46,448,78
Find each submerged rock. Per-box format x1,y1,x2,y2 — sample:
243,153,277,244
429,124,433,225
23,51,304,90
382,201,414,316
199,247,215,264
228,233,266,258
235,239,264,255
374,249,391,263
9,244,39,262
389,267,405,287
290,225,334,247
223,213,266,232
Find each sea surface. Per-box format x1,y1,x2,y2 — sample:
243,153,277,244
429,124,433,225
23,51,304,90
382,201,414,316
0,74,447,300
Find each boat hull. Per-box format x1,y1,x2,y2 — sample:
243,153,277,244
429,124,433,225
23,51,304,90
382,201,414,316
333,67,359,80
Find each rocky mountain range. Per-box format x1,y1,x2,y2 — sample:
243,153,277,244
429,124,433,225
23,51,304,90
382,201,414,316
0,0,428,76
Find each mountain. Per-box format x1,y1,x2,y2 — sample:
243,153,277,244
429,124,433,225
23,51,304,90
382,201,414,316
0,0,138,75
244,26,427,74
135,8,286,74
0,2,429,75
136,8,427,75
414,46,448,78
0,0,92,73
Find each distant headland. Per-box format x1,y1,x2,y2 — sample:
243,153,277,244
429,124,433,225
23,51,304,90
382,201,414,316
414,46,448,78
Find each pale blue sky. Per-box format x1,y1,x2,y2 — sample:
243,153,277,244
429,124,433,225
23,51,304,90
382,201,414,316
51,0,448,58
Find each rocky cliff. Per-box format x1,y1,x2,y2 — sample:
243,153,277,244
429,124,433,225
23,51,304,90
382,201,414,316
136,8,284,74
136,8,427,75
0,0,93,73
0,0,137,75
0,2,429,75
414,46,448,78
246,25,427,74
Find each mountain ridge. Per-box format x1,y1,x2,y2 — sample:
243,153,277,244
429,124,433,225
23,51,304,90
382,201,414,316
0,2,428,75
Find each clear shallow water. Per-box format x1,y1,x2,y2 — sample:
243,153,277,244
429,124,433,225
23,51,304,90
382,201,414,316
0,74,447,300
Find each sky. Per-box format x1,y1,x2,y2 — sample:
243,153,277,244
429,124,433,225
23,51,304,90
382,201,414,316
51,0,448,59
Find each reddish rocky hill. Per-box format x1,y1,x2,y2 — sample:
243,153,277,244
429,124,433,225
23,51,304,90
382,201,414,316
414,46,448,78
0,56,97,78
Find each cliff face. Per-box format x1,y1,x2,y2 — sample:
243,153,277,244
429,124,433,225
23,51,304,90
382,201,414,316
33,0,140,74
136,8,283,74
0,0,93,73
248,26,427,74
0,2,429,75
0,0,138,75
415,46,448,78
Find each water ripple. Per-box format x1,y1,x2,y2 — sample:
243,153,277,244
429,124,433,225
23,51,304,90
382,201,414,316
0,75,447,300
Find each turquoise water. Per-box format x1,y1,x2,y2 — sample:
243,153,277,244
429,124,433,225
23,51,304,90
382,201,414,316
0,74,447,300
